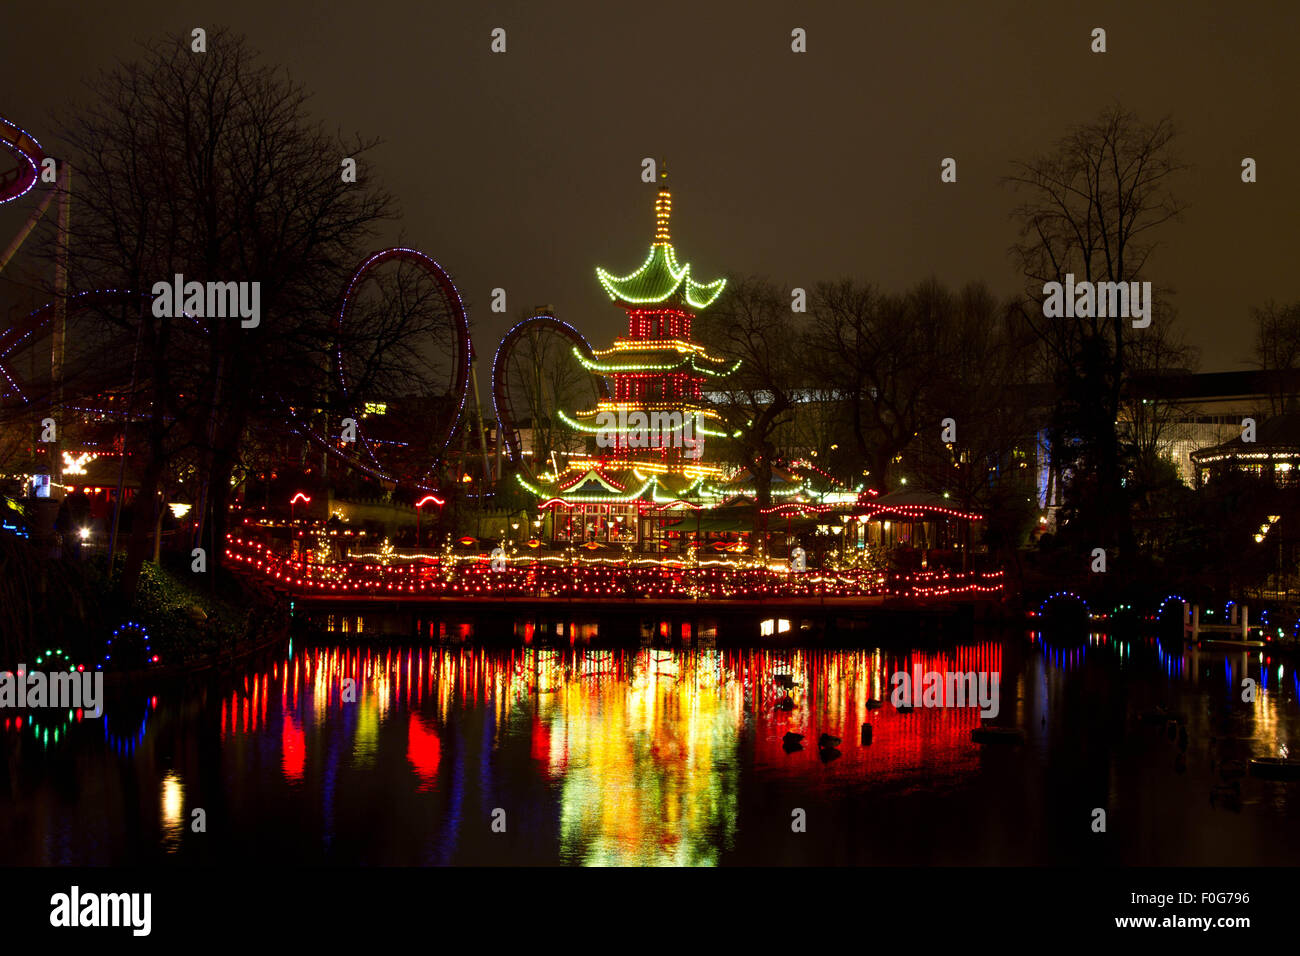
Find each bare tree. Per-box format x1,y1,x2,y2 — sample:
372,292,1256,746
911,282,1038,514
1006,103,1187,554
52,28,395,600
808,278,940,491
1252,300,1300,415
696,276,800,520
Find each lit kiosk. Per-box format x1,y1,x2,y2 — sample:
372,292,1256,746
520,175,738,551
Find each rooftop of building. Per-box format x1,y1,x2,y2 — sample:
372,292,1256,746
595,177,726,312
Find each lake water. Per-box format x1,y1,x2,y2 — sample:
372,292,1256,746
3,625,1298,866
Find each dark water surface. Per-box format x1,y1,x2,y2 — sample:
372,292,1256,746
3,627,1299,866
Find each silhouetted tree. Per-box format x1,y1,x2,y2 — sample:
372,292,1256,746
1252,300,1300,415
53,28,396,600
1006,103,1187,560
696,276,801,527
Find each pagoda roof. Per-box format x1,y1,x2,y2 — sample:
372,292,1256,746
567,403,723,419
703,465,811,503
518,466,712,505
574,344,737,377
558,467,635,497
597,244,726,311
596,184,726,311
856,487,985,520
556,404,729,440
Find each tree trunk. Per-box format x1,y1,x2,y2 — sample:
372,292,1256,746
117,316,170,605
118,453,162,604
205,402,251,579
753,454,773,556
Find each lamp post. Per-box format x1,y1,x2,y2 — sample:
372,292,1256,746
290,492,310,526
289,492,311,558
415,494,444,549
506,508,529,547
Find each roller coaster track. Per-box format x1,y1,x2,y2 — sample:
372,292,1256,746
0,114,43,206
2,112,476,495
328,246,474,488
491,312,608,481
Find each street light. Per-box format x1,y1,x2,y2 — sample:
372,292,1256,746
415,494,444,549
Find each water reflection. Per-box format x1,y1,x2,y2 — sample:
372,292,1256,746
408,713,441,790
160,771,185,853
553,650,741,865
234,645,1005,864
3,634,1300,865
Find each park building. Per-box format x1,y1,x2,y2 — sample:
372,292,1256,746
513,178,844,552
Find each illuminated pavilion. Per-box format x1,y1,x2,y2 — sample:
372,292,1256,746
518,176,813,551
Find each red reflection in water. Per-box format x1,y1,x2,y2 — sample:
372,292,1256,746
282,712,305,782
407,713,441,789
530,714,551,768
748,646,1005,784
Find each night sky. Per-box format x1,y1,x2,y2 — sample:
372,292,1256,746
2,0,1297,370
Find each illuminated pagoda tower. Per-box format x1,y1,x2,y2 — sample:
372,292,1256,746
523,172,740,549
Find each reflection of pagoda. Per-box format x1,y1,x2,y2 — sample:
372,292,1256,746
520,173,739,549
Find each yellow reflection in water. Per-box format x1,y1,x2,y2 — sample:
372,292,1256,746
353,689,381,766
161,771,185,853
554,650,740,865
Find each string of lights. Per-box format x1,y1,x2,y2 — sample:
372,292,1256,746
225,535,1006,601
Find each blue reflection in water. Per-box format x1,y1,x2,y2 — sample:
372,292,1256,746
104,702,149,755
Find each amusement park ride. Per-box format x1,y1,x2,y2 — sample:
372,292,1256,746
1,112,822,537
0,109,503,508
1,113,72,506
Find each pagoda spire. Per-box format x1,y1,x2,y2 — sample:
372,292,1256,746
653,162,672,246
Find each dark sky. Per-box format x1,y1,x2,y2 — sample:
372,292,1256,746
2,0,1297,371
